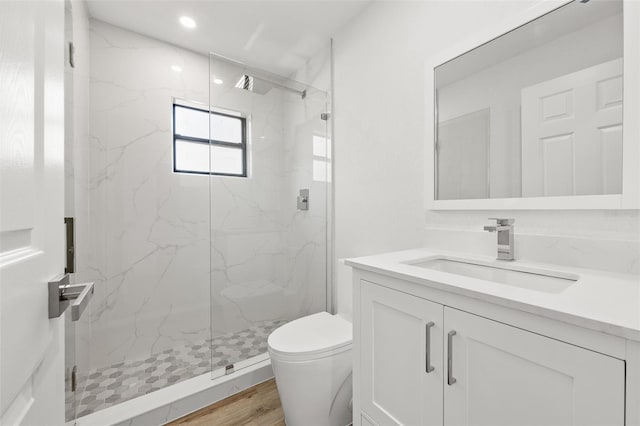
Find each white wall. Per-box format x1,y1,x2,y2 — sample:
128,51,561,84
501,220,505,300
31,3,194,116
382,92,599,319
333,1,640,320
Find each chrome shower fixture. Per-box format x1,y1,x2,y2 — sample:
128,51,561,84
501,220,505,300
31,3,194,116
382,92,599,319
234,73,306,98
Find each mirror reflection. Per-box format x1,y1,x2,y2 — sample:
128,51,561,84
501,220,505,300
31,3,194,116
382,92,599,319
435,0,623,200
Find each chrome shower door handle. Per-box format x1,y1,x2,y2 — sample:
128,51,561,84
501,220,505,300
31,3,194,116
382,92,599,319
66,282,94,321
48,273,94,321
425,321,435,373
447,330,457,385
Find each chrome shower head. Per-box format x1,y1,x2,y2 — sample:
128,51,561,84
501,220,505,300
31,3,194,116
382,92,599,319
234,74,273,95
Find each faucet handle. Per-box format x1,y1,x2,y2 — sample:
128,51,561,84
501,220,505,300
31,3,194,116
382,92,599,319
488,218,515,226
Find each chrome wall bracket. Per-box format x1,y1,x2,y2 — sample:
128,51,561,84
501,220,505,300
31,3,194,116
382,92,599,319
48,273,94,321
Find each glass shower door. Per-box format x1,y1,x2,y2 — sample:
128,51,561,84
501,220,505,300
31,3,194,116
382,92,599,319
67,18,214,418
208,53,331,376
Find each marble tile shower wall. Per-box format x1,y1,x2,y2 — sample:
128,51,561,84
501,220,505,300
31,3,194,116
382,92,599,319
281,88,329,316
87,19,212,370
86,20,328,370
207,66,328,335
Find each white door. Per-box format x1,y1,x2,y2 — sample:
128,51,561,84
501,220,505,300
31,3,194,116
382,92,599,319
360,281,443,426
0,1,66,425
521,58,623,197
443,307,625,426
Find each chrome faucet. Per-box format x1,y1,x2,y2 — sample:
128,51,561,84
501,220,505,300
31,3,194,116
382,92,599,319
483,218,515,261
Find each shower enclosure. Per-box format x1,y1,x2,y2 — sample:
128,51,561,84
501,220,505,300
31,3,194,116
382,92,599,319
207,54,331,373
66,16,331,422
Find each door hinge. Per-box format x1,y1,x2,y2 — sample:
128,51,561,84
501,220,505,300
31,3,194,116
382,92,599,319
65,217,75,274
71,365,77,392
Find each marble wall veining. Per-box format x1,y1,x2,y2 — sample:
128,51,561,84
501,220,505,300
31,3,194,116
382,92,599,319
333,0,640,320
86,20,329,370
208,56,329,336
88,18,212,370
280,87,330,316
289,43,334,313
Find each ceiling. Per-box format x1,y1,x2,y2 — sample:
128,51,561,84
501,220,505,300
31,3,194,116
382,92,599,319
86,0,370,78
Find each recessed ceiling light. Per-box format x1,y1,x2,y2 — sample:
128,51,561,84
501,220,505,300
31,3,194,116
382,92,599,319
171,65,182,72
213,78,223,85
179,16,196,29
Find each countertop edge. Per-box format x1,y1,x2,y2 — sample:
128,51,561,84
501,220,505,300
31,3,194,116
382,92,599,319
346,256,640,343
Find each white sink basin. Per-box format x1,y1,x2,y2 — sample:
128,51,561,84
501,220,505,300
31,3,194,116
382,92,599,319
408,257,578,294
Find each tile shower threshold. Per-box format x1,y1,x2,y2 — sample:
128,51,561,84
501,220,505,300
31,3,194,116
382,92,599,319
71,353,273,426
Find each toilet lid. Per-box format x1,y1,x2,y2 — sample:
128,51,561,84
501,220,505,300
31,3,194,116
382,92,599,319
268,312,352,356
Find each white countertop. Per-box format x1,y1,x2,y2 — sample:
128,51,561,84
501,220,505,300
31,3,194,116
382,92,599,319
345,248,640,342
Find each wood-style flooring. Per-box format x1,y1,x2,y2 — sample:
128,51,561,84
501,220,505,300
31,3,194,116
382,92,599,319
168,378,285,426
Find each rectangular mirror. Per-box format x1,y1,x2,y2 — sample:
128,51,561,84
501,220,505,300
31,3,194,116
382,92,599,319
430,0,638,208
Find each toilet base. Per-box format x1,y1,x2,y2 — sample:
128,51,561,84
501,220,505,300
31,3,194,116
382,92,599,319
270,348,352,426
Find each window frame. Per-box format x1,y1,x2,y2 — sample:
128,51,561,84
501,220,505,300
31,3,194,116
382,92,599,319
172,103,248,177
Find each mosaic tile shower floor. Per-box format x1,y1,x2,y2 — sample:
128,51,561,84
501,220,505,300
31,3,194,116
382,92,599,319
68,320,286,420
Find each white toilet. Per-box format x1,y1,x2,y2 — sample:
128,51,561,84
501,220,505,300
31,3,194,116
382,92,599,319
268,312,353,426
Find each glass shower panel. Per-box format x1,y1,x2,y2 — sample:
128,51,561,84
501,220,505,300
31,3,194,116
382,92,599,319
68,20,214,417
63,3,94,419
208,53,330,375
64,302,93,422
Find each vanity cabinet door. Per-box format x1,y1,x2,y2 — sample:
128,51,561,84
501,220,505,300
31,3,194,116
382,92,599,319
360,281,444,426
443,307,625,426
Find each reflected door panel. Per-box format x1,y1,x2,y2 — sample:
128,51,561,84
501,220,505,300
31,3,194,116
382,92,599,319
521,58,623,197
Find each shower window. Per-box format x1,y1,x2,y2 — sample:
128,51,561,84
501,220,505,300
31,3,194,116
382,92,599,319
173,103,247,176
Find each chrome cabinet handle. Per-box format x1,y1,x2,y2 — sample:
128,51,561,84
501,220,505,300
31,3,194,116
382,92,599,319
425,321,435,373
447,330,457,385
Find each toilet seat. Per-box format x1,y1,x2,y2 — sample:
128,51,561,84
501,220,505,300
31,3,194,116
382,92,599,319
268,312,352,361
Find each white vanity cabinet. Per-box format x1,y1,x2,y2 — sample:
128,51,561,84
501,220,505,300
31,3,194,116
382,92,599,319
355,278,627,426
444,307,624,426
360,281,443,426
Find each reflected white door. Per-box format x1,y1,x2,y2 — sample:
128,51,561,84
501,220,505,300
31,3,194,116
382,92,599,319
360,281,443,426
521,58,623,197
0,1,66,424
444,307,625,426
